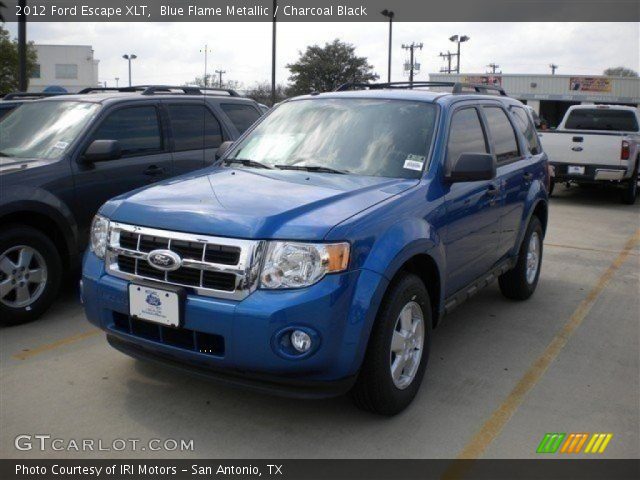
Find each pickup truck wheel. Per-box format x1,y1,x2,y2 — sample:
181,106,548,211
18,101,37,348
0,226,62,325
351,273,432,415
620,164,638,205
499,217,543,300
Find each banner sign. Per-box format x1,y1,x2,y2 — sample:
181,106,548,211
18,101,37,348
569,77,613,92
464,75,502,86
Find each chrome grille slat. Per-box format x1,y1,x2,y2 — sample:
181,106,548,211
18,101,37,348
105,222,266,301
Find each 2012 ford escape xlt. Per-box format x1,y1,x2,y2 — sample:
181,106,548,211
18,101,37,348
81,82,549,415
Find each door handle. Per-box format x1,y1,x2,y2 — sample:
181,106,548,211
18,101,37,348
144,165,165,175
523,172,533,181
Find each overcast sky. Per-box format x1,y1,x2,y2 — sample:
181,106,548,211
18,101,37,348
4,22,639,88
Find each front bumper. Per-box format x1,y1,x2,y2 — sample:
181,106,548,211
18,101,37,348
550,162,630,183
82,251,388,398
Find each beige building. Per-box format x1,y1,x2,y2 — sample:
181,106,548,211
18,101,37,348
429,73,640,127
28,44,100,93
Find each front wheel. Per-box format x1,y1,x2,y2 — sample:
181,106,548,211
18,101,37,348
499,216,543,300
351,273,432,415
0,226,62,325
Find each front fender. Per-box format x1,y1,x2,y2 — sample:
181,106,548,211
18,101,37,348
0,185,79,260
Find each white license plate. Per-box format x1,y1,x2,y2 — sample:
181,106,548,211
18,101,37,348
129,284,180,327
568,165,585,175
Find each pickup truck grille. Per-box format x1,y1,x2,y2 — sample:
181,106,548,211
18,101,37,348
105,222,266,300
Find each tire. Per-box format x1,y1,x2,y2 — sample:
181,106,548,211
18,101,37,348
0,225,62,325
620,161,638,205
499,216,543,301
351,273,432,416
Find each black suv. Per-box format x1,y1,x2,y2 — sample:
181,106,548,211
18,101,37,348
0,85,264,324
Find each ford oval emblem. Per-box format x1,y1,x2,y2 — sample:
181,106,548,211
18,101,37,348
147,249,182,271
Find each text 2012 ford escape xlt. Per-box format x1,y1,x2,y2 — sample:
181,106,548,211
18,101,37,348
82,82,549,415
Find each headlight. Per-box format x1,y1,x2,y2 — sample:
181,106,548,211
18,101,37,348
260,241,350,289
90,215,110,259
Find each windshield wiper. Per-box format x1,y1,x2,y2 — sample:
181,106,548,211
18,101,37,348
275,164,348,175
223,158,274,169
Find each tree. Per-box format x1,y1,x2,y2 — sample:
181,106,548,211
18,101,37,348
286,39,378,96
603,67,638,77
244,81,288,106
0,25,38,93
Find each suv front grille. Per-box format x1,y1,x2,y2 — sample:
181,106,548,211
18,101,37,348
105,222,265,300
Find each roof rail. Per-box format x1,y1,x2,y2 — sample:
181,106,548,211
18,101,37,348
139,85,240,97
335,81,507,96
77,86,147,94
2,91,69,100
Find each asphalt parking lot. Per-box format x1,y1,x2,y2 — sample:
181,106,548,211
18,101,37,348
1,185,638,460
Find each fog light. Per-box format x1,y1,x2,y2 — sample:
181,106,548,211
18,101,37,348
290,330,312,353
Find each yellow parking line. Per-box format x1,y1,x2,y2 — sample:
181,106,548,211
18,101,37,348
546,242,640,256
445,228,640,472
12,329,101,360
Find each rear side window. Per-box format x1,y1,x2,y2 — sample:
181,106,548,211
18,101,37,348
484,107,520,163
446,108,488,173
92,106,162,156
564,109,639,132
167,104,223,151
512,106,541,154
220,103,261,134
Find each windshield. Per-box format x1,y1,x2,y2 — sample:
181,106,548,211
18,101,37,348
564,108,639,132
228,98,438,178
0,101,99,159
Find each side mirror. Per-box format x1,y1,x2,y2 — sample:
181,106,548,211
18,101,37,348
81,140,121,163
446,153,496,183
215,141,234,160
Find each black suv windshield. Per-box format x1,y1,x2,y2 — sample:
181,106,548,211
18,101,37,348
228,98,438,178
0,101,99,159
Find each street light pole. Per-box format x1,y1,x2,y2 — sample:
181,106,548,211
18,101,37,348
122,54,137,86
271,0,277,105
449,35,470,74
18,0,27,91
380,9,394,83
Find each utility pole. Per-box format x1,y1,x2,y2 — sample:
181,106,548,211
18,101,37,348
380,9,394,83
550,63,558,75
200,45,212,87
215,70,226,88
487,63,500,74
271,0,277,105
402,42,423,87
439,51,453,74
18,0,27,91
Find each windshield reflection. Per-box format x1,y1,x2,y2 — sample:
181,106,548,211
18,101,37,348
230,98,438,179
0,101,99,159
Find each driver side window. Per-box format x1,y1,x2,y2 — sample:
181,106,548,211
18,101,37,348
91,106,163,157
446,108,488,175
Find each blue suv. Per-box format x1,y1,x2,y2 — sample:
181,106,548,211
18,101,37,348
82,82,549,415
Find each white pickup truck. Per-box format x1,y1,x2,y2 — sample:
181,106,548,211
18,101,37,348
539,105,640,204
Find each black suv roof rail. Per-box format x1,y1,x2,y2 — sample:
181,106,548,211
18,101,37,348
2,91,69,100
335,81,508,96
77,86,147,94
138,85,240,97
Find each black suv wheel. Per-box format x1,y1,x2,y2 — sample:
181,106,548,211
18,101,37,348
0,225,62,325
351,273,432,415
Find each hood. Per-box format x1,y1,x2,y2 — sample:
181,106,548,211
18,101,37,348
102,167,417,240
